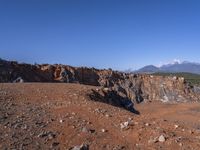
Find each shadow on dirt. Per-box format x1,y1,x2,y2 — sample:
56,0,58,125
88,89,140,115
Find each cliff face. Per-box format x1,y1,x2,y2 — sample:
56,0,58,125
0,60,199,105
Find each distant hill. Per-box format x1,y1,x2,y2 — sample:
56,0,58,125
136,65,159,74
136,61,200,74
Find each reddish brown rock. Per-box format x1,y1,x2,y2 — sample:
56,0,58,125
0,59,199,104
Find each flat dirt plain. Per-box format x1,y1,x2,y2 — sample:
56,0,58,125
1,83,200,150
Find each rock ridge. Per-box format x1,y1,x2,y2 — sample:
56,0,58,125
0,60,199,104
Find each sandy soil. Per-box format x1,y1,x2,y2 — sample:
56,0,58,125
0,83,200,150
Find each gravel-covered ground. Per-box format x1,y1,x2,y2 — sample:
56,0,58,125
1,83,200,149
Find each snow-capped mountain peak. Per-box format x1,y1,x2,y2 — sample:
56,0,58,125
136,60,200,74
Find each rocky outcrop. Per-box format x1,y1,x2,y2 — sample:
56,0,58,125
0,59,199,104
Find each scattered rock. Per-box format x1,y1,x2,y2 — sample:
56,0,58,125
189,130,194,134
174,124,179,129
158,135,166,142
1,62,200,149
120,121,129,130
59,119,64,123
105,114,111,117
70,144,89,150
101,129,107,133
103,88,109,92
179,143,183,147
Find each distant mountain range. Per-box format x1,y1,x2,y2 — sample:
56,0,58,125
135,61,200,74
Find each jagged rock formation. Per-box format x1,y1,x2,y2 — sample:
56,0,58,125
0,59,199,105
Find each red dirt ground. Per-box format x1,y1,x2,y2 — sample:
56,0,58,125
0,83,200,149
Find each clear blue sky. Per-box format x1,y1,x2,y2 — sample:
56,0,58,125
0,0,200,70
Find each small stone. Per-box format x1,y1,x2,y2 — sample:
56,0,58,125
158,135,165,142
174,124,179,129
105,114,111,117
124,122,129,126
87,121,92,125
120,121,129,130
59,119,64,123
103,88,109,91
70,144,89,150
101,129,107,133
189,130,194,134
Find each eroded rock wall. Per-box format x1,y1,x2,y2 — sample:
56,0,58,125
0,59,199,103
